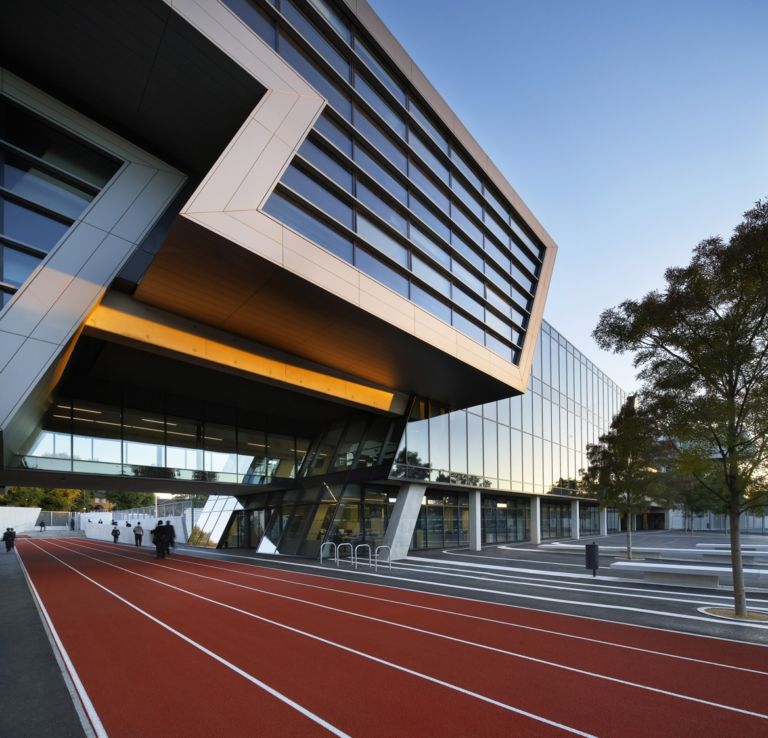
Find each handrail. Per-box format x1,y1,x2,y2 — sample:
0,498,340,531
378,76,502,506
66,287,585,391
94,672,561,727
336,542,353,566
320,541,336,566
354,543,371,569
374,545,391,571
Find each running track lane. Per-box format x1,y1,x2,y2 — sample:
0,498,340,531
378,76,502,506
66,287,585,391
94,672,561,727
18,540,570,738
66,538,768,716
18,540,768,738
59,540,768,734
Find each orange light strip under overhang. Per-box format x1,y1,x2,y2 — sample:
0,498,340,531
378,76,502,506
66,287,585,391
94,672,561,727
84,300,399,413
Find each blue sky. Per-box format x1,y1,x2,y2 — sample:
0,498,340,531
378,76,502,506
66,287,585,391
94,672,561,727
369,0,768,392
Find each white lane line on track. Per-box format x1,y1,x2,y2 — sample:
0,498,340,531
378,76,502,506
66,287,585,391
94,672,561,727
40,540,594,737
61,539,768,720
21,541,350,738
393,560,768,609
167,545,768,632
70,539,768,676
15,548,107,738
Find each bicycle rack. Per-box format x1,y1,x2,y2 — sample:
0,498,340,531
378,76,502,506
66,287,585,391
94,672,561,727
336,542,353,566
354,543,371,569
374,545,391,571
319,541,336,566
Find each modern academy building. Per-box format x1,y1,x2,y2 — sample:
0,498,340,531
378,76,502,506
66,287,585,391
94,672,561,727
0,0,625,558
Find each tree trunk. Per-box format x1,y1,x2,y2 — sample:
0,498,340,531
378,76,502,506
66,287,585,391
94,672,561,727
729,501,747,617
626,513,633,560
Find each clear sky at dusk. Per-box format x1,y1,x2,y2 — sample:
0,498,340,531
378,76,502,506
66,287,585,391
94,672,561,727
369,0,768,392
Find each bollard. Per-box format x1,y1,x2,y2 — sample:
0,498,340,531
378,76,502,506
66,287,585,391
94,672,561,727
585,541,599,577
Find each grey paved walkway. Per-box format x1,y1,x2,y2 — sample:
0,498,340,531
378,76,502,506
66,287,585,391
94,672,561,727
0,548,86,738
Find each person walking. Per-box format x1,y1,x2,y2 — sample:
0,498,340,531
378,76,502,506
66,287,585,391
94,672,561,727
163,520,176,556
3,528,15,552
111,525,120,544
151,521,167,559
133,523,144,547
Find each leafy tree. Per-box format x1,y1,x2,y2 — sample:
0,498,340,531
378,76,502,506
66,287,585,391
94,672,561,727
582,397,664,559
593,200,768,617
0,487,81,510
104,492,156,510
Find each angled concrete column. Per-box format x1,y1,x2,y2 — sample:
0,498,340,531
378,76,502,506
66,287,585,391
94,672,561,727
382,483,426,561
468,490,482,551
571,499,580,540
530,496,541,544
599,507,608,537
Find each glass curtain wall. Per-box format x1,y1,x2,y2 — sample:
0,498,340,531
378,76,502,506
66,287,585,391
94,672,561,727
20,389,400,487
579,503,600,536
481,496,530,544
227,0,545,365
392,322,626,498
207,483,397,555
0,96,121,310
541,500,572,540
411,492,469,550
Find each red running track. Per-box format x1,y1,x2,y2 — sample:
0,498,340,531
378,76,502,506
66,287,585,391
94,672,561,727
16,538,768,738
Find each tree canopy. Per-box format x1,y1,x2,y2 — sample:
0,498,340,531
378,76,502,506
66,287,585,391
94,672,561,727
593,200,768,615
582,396,663,558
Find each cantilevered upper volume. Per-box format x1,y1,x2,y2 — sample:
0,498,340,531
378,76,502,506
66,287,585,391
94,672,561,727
133,0,557,409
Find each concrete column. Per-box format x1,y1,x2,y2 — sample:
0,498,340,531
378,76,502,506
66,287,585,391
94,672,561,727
382,483,426,560
468,490,482,551
599,507,608,537
530,496,541,544
571,499,580,540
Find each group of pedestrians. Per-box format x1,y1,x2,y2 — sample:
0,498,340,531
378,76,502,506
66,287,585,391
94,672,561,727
110,519,175,558
2,528,16,552
150,520,176,559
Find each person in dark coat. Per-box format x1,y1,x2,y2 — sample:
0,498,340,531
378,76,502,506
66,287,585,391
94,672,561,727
3,528,15,552
151,521,167,559
163,520,176,556
111,525,120,544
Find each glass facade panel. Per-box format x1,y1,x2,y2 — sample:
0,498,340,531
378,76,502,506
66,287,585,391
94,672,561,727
353,108,406,171
281,0,349,79
410,222,449,268
410,283,451,324
356,181,406,234
353,144,406,204
354,37,405,104
0,245,40,287
263,190,353,262
354,73,405,137
279,35,351,120
356,214,407,266
315,112,352,156
299,137,352,191
0,198,70,250
281,163,352,227
354,247,408,296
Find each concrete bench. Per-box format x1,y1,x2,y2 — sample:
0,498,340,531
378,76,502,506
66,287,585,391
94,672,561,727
610,561,726,587
696,543,768,552
610,561,768,587
699,551,768,564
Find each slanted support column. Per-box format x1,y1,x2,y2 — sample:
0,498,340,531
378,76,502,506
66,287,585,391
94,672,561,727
599,507,608,537
382,483,426,561
530,496,541,544
468,490,482,551
571,499,580,540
